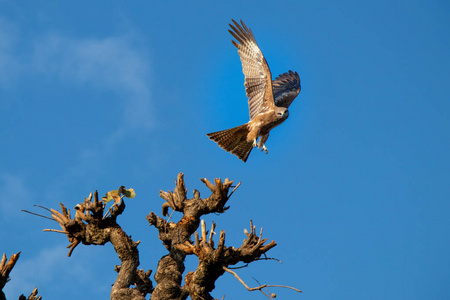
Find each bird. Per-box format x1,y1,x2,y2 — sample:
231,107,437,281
207,19,301,162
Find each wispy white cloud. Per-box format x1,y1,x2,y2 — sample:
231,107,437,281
29,32,155,194
0,15,153,128
32,34,153,129
0,15,156,206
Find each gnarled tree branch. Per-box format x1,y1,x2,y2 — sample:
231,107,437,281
147,173,241,300
40,188,152,300
24,172,300,300
177,220,276,300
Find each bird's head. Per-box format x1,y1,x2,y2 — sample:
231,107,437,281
275,107,289,120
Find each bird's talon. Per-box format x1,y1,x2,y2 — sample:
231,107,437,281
261,145,268,154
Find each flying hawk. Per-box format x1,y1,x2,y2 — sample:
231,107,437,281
207,19,301,162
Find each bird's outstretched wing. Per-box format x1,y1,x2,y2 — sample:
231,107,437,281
229,19,275,120
273,70,301,109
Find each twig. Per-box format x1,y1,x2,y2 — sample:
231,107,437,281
43,229,69,234
252,277,273,299
227,182,241,199
255,257,283,263
166,208,175,223
34,204,53,213
102,196,124,219
223,266,302,297
103,207,112,219
21,210,54,221
227,263,249,270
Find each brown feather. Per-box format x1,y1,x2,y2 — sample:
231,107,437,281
207,124,253,162
228,19,275,120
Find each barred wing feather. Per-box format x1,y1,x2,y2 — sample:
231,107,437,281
229,19,275,120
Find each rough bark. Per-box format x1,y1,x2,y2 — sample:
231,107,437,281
147,173,240,300
44,189,152,300
147,173,276,300
31,172,291,300
177,220,276,300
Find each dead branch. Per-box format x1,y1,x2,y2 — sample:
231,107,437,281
158,173,239,219
147,173,241,300
177,220,278,300
27,187,151,300
18,287,41,300
22,172,300,300
0,252,21,295
223,267,301,298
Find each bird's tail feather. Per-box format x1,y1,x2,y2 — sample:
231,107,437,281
207,123,253,162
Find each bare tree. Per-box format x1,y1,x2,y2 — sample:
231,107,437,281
18,172,300,300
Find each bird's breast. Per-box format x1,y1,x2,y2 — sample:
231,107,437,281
249,111,287,136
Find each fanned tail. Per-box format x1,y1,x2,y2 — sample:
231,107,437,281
207,123,253,162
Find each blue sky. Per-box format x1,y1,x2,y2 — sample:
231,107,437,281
1,1,449,299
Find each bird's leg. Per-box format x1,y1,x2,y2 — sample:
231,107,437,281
252,138,258,148
257,134,269,153
261,144,268,154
